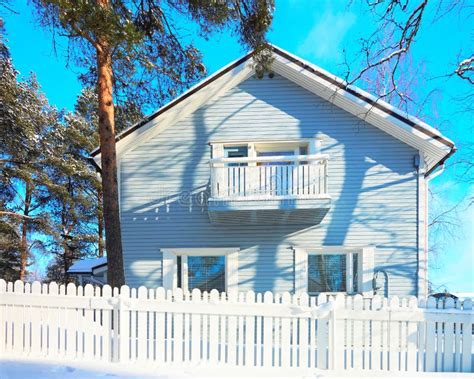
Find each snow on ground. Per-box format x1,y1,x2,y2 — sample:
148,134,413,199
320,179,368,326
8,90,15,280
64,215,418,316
0,359,472,379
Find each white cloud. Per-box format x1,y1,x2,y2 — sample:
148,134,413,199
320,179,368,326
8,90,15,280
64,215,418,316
298,9,356,61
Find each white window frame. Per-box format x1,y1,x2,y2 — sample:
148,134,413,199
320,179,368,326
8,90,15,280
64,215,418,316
294,246,374,296
210,139,322,161
161,247,239,293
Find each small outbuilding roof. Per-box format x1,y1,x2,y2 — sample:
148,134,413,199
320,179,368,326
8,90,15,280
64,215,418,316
68,256,107,274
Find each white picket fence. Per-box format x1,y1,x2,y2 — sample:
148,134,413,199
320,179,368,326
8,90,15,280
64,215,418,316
0,279,472,373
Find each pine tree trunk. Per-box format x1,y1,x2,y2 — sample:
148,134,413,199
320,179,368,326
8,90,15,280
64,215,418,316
96,39,125,288
19,181,31,281
97,188,104,257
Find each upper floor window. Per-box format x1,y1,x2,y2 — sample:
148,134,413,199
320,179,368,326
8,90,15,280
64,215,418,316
224,145,248,167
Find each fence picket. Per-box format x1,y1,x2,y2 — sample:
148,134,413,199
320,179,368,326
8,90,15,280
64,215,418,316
220,292,228,365
155,287,165,364
242,291,254,366
280,292,291,368
425,297,437,371
444,298,455,371
13,281,24,355
202,292,210,362
299,293,309,368
263,292,273,367
64,283,77,360
173,288,184,363
237,292,245,365
317,293,328,369
137,286,148,362
191,288,201,364
352,295,363,370
388,296,400,371
461,298,472,372
84,284,95,360
417,297,426,372
119,285,130,362
406,297,418,372
290,294,299,367
333,294,345,370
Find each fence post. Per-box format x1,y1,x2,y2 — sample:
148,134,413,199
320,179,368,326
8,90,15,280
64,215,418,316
119,285,130,362
461,298,473,372
329,300,336,370
332,294,345,370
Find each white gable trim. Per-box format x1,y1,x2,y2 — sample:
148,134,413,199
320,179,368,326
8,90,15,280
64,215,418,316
91,45,454,174
93,54,254,166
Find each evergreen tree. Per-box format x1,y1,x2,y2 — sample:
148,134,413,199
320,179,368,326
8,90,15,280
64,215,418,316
0,46,57,280
45,89,143,282
32,0,274,287
44,113,100,283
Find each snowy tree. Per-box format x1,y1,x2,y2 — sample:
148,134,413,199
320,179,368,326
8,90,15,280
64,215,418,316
0,47,57,280
32,0,274,287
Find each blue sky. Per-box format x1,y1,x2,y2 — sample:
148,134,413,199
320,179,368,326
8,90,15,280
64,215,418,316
3,0,472,292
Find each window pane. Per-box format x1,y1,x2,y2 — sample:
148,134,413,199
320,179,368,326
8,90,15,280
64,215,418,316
308,254,346,293
187,256,226,293
224,146,248,167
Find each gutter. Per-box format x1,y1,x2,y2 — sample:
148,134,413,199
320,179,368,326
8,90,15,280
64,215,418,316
424,146,457,178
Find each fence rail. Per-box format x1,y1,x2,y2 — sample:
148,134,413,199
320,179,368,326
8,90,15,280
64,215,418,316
0,279,472,373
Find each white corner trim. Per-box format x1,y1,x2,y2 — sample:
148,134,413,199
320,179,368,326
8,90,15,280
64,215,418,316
417,152,428,298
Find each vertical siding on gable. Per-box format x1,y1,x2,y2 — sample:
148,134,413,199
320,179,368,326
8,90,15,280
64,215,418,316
120,74,418,296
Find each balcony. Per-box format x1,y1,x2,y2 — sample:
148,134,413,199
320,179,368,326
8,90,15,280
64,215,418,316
208,154,331,225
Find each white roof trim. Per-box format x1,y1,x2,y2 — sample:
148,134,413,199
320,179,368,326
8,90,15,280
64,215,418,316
91,45,454,174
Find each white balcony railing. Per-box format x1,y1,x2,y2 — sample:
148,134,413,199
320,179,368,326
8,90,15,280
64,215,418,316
209,154,329,199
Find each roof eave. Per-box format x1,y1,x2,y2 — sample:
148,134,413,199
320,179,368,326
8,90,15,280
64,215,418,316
89,44,455,173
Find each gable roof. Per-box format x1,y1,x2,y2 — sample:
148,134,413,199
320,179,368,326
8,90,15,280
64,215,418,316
91,45,455,176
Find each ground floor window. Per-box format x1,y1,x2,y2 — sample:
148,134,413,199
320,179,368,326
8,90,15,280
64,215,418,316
307,253,358,294
162,248,239,293
295,246,374,295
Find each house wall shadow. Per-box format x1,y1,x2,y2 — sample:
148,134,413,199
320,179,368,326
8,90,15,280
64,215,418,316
120,73,420,296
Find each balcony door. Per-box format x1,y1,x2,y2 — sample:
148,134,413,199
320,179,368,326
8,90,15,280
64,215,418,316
257,149,299,196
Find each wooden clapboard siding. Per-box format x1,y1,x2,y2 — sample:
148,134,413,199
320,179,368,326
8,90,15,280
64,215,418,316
120,74,418,296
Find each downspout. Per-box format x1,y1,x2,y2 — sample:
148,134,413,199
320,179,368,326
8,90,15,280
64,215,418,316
415,153,427,298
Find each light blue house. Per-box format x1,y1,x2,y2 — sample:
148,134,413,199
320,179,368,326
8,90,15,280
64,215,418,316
91,46,455,298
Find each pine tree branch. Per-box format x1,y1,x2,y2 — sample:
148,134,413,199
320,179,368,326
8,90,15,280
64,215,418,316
0,211,37,220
